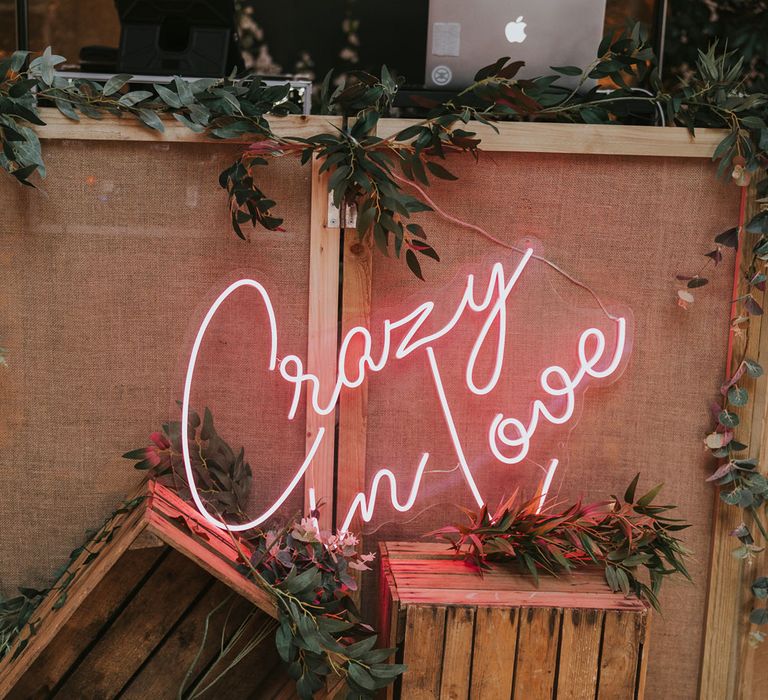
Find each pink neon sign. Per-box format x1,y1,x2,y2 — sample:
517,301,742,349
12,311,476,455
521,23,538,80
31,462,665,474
181,248,629,533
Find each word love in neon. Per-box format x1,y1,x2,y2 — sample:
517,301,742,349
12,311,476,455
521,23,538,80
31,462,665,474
181,248,628,533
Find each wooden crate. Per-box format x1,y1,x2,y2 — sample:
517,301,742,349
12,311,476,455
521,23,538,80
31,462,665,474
0,481,340,700
379,542,651,700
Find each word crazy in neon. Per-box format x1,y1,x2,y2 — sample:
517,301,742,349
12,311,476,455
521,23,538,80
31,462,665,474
181,248,628,533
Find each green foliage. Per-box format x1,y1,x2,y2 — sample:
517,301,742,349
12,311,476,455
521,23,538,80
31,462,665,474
4,25,768,278
431,475,691,611
0,52,299,187
126,407,402,698
0,587,46,661
235,518,403,698
665,0,768,94
123,405,252,521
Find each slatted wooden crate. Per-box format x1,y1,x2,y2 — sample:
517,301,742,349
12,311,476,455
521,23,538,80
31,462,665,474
0,481,340,700
379,542,651,700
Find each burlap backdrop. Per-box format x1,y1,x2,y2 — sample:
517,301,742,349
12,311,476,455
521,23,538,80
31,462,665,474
0,141,741,698
347,151,740,700
0,139,310,591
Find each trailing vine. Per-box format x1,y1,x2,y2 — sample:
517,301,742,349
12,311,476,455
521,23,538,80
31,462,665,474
699,204,768,647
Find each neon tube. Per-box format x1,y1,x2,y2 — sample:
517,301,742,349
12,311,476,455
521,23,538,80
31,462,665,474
181,256,628,534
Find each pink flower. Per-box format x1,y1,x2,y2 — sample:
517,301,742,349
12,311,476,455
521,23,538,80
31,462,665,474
150,432,170,449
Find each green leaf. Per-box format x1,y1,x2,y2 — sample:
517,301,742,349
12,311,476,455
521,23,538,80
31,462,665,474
154,83,183,108
719,410,740,428
54,98,79,121
687,277,708,288
551,65,583,76
10,163,39,186
745,359,764,378
753,577,768,600
395,124,424,141
624,473,640,504
137,108,164,132
405,249,424,280
425,160,458,180
415,243,440,262
0,97,46,125
750,608,768,625
747,212,768,236
122,448,147,460
741,116,767,130
103,73,132,96
283,567,320,596
174,77,194,106
715,226,739,248
117,90,153,107
172,113,205,133
29,47,65,86
369,663,407,680
275,621,295,662
328,164,351,190
728,385,749,407
8,78,37,98
344,635,378,659
636,482,664,507
347,662,376,691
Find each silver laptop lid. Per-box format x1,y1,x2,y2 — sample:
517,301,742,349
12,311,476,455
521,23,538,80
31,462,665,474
425,0,608,89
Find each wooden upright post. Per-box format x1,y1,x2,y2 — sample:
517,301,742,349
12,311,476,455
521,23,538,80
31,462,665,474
700,176,768,700
305,157,341,530
336,232,373,533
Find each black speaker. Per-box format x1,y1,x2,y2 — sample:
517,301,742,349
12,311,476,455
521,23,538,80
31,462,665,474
116,0,242,77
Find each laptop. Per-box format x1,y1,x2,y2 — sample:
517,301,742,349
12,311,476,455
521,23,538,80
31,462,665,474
425,0,608,89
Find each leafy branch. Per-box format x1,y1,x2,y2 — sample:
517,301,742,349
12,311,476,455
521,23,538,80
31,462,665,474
432,474,691,610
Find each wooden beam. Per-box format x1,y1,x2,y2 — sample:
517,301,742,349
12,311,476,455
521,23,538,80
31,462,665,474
305,156,340,529
34,109,343,142
377,118,727,157
336,232,373,533
700,176,768,700
32,108,727,158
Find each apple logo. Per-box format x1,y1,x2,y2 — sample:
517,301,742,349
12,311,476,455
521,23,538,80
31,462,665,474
504,16,527,44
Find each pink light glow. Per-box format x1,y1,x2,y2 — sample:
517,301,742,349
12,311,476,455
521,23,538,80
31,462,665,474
181,251,628,533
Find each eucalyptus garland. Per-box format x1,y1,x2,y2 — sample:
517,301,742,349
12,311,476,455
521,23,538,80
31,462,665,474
2,26,768,278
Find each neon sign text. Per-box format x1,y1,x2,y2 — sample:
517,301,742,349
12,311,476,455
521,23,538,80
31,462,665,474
181,249,628,533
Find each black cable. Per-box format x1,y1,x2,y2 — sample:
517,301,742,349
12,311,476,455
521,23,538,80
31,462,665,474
15,0,29,51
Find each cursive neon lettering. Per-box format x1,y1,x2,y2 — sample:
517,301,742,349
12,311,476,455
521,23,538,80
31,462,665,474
181,251,629,533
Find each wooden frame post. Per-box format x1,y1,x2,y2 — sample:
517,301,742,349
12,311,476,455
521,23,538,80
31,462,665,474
305,156,341,530
337,232,373,533
700,176,768,700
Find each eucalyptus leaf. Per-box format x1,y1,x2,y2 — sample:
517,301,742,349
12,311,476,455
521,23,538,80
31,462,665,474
102,74,132,96
117,90,153,107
